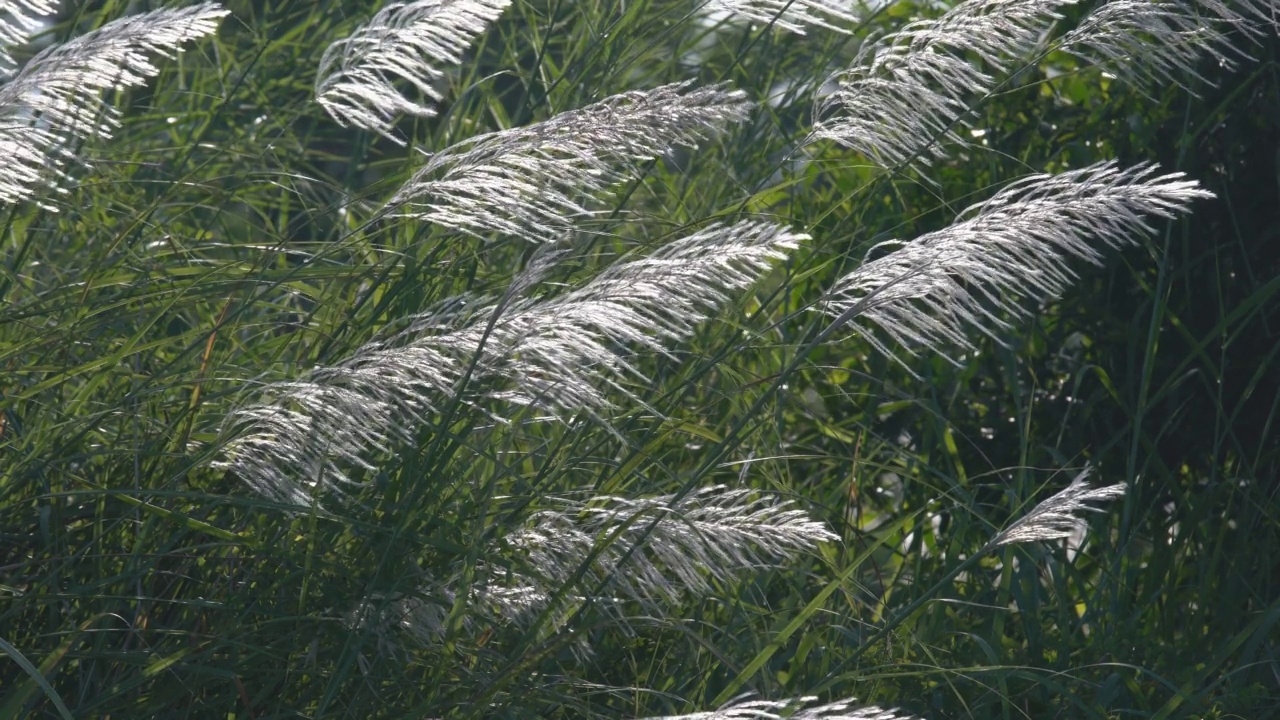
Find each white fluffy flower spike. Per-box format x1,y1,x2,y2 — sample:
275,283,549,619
0,2,227,207
1060,0,1255,91
481,486,839,613
218,220,803,504
385,81,753,243
809,0,1074,170
639,696,920,720
315,0,511,141
821,161,1212,365
0,0,59,75
708,0,862,35
988,470,1127,548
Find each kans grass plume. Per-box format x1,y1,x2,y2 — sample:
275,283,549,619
707,0,862,35
218,220,804,504
809,0,1074,171
315,0,511,142
0,2,227,207
1058,0,1272,91
808,0,1280,170
639,697,920,720
0,0,58,75
385,81,753,243
471,485,838,618
986,470,1126,549
820,161,1212,365
359,486,837,649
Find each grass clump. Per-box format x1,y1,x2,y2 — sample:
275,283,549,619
1,0,1277,718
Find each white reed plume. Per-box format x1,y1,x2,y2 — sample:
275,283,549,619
218,220,803,504
452,220,804,415
809,0,1074,170
346,486,836,647
1218,0,1280,29
986,470,1126,548
0,0,58,75
640,696,919,720
385,81,753,243
820,161,1212,364
0,2,227,207
1059,0,1271,91
315,0,510,142
707,0,862,35
480,485,837,615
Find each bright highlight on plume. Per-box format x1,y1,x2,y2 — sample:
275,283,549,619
386,81,754,243
218,220,803,505
0,0,58,75
315,0,511,141
0,2,227,207
821,161,1212,365
472,486,838,615
639,696,920,720
809,0,1074,170
708,0,862,35
988,470,1127,549
1060,0,1279,91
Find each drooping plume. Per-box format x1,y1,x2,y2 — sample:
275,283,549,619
473,485,838,617
707,0,861,35
0,2,228,207
986,470,1126,549
1058,0,1272,91
218,220,803,504
0,0,58,75
639,696,920,720
315,0,511,142
820,161,1211,364
385,81,753,243
809,0,1073,170
346,485,836,650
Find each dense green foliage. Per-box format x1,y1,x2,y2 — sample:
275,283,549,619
1,1,1277,718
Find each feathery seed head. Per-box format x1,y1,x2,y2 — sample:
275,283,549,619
820,161,1212,365
475,485,837,617
0,1,59,75
0,2,227,207
385,81,754,243
217,220,802,504
315,0,511,141
387,219,803,420
640,696,920,720
708,0,862,35
349,485,836,647
809,0,1074,170
988,469,1126,548
1060,0,1254,91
